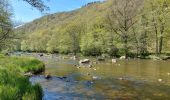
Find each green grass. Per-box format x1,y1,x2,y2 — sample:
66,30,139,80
0,54,44,100
0,56,45,74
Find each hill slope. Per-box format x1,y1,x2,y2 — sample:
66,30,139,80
17,1,109,34
15,0,113,53
15,0,170,56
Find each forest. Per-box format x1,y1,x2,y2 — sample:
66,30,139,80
12,0,170,59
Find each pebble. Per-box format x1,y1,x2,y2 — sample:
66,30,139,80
92,76,98,79
158,79,162,82
77,67,81,69
118,77,124,80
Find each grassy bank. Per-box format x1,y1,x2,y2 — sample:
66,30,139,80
0,54,44,100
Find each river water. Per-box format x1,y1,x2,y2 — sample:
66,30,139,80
20,53,170,100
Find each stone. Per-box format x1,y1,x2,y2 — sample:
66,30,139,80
92,76,98,80
112,59,117,63
79,59,90,64
71,56,77,60
39,53,43,57
120,56,126,60
24,72,33,77
158,79,162,82
45,74,51,79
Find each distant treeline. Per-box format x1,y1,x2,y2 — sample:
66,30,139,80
14,0,170,58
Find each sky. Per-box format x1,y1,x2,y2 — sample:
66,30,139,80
11,0,104,22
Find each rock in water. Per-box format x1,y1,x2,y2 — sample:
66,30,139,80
24,72,33,77
5,53,10,56
118,77,124,80
112,59,117,63
79,59,90,64
158,79,162,82
88,64,93,68
39,53,43,57
45,74,51,79
71,56,77,60
120,56,126,60
92,76,98,80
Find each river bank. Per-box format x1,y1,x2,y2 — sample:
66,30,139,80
11,51,170,61
0,54,45,100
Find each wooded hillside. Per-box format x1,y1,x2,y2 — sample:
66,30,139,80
15,0,170,57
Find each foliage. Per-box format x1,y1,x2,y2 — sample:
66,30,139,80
14,0,170,57
0,0,14,50
23,0,49,12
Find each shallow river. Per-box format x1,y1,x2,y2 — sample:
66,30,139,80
21,53,170,100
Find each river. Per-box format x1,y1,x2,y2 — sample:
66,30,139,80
17,53,170,100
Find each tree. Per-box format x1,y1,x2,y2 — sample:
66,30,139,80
0,0,48,51
80,28,106,56
64,21,85,55
0,0,13,50
23,0,49,12
157,0,170,54
145,0,170,55
107,0,142,58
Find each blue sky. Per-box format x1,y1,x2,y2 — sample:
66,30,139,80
11,0,104,22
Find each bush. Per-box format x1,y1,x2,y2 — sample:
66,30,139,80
81,46,102,56
107,46,119,57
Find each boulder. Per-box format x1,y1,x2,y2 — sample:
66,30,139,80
71,56,77,60
162,56,170,60
158,79,163,82
39,53,43,57
149,55,161,60
120,56,126,60
24,72,33,77
45,74,51,79
5,53,10,56
79,59,90,64
111,59,117,63
58,76,67,80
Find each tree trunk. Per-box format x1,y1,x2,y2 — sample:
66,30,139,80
132,27,139,56
123,34,128,59
155,31,159,55
159,23,164,54
159,36,163,54
151,2,159,55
